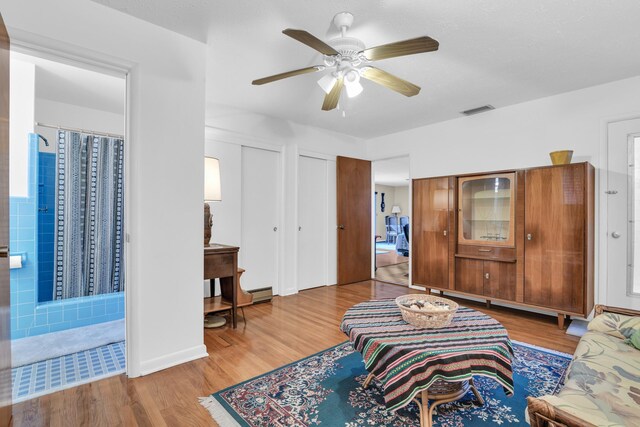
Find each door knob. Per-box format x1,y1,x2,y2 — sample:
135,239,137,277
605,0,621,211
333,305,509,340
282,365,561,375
527,233,533,241
443,230,447,236
273,227,278,232
485,273,490,280
338,225,345,230
611,231,621,238
298,226,302,231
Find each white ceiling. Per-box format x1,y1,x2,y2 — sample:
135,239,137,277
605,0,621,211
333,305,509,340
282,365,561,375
91,0,640,139
12,52,125,115
374,157,410,187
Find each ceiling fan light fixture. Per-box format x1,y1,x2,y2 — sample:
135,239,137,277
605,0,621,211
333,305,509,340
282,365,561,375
344,69,363,98
318,73,338,94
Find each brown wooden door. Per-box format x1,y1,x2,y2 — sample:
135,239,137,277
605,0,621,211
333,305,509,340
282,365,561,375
412,177,449,288
524,164,585,313
484,261,517,301
337,156,371,285
455,258,484,295
0,12,11,427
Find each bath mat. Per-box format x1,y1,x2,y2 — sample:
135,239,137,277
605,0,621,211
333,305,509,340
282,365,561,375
12,319,125,367
200,340,571,426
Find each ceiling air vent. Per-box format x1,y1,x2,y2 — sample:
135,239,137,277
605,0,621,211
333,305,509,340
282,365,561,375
461,105,495,116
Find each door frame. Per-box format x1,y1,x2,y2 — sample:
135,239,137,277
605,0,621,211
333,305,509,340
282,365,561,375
370,155,420,289
601,114,640,307
600,113,640,307
7,33,134,373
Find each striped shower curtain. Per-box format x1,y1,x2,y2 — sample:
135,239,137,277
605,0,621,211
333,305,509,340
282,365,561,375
53,131,125,300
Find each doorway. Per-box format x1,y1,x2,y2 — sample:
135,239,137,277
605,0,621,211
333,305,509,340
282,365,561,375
373,157,410,286
8,51,127,401
606,117,640,310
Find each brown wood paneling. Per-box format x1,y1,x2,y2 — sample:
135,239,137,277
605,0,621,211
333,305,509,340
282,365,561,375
448,176,456,289
412,177,449,288
0,13,10,427
337,156,371,285
456,245,516,261
585,164,595,316
515,170,525,303
484,261,517,301
524,164,585,313
455,258,484,295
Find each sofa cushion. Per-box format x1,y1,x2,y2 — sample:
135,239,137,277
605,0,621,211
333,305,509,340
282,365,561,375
588,312,640,340
539,331,640,426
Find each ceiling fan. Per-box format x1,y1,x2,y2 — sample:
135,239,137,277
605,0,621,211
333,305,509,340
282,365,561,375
252,12,439,111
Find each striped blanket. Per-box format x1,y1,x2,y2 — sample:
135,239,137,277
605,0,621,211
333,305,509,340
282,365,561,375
340,299,514,411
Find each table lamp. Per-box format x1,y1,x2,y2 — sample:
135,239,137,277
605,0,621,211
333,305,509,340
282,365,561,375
391,205,401,221
204,157,222,246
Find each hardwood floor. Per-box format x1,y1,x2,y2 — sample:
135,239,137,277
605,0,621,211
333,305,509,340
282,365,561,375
376,251,409,268
10,281,580,427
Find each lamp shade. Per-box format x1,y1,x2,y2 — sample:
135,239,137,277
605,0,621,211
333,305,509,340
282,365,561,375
204,157,222,202
391,205,401,214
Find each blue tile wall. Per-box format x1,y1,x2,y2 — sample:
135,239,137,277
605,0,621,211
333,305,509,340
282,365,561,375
37,153,55,302
10,135,124,340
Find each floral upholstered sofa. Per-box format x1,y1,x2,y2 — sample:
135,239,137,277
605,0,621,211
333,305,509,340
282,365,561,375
527,305,640,427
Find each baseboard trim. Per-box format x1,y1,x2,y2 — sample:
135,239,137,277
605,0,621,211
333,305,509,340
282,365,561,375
139,344,208,376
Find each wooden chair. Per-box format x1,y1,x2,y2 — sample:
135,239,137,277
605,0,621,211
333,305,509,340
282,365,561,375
219,268,253,323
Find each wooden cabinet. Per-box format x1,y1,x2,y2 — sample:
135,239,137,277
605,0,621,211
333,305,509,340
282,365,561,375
412,177,452,289
455,259,516,301
524,163,594,316
412,162,594,327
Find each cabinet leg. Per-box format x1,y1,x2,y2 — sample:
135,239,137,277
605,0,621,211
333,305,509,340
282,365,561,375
486,300,491,309
557,313,566,329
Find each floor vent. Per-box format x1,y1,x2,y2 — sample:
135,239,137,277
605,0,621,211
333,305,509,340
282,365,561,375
461,105,495,116
249,287,273,303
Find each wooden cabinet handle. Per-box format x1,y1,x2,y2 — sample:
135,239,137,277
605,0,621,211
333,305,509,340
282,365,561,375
478,248,492,252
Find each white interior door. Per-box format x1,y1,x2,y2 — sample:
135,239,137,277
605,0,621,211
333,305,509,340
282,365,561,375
241,146,281,293
297,156,328,291
606,118,640,310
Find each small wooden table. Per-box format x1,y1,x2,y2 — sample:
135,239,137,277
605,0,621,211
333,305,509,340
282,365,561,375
204,244,239,328
341,300,514,427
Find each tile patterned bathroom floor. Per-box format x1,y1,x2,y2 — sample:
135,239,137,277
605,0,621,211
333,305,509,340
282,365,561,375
11,341,125,403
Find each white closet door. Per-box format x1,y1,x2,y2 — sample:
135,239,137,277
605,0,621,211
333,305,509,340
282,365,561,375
241,146,281,293
298,156,329,290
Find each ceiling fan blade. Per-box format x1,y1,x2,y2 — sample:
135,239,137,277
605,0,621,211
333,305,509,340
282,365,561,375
321,78,343,111
283,29,339,56
362,36,439,61
252,65,325,85
360,67,421,97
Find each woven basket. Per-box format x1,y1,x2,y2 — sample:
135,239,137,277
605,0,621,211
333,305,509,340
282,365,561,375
395,294,458,328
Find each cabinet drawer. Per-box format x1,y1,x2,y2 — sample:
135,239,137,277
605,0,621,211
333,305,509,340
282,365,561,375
204,253,235,279
457,245,515,261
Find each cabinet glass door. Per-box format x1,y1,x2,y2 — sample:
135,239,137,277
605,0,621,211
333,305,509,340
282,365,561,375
458,173,515,247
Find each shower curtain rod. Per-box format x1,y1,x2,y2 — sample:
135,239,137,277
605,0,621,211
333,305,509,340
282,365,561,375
35,122,124,139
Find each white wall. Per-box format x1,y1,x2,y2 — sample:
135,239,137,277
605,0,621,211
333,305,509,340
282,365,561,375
35,98,125,153
368,76,640,175
2,0,207,376
374,185,396,238
367,75,640,308
394,186,410,221
9,57,34,197
205,113,367,295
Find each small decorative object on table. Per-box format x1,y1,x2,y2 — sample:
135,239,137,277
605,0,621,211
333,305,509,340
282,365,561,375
549,150,573,165
396,294,458,328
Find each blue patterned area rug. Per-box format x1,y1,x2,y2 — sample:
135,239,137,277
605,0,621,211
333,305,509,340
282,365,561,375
200,340,571,426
